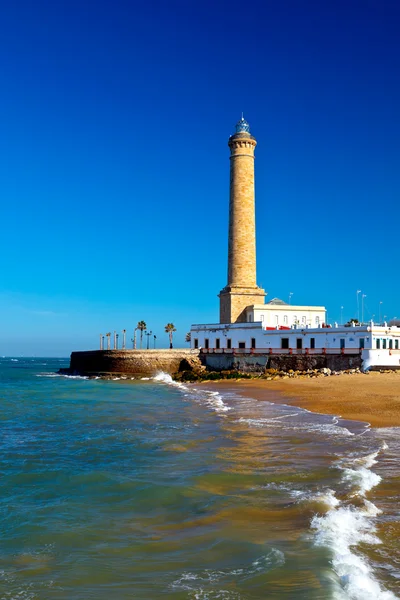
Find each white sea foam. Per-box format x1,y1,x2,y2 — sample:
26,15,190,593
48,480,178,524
236,417,353,437
310,446,398,599
338,450,383,496
152,372,231,414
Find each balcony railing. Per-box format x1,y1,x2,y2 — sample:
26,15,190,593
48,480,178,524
200,347,363,355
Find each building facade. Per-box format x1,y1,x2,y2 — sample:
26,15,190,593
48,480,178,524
190,321,400,370
245,298,326,328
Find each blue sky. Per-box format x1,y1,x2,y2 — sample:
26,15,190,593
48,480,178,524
0,0,399,356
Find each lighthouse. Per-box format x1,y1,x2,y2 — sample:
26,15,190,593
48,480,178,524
219,116,266,323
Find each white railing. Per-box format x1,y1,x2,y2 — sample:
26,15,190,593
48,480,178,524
200,347,362,355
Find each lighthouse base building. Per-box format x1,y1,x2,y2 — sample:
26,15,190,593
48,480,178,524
190,117,400,371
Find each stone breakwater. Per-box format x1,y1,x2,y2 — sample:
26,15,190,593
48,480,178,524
59,349,201,377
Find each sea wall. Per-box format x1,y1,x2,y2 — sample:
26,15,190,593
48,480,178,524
65,349,201,376
203,352,362,373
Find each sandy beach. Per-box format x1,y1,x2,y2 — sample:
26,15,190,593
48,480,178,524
200,371,400,428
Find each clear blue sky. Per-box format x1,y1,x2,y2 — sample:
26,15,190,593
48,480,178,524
1,0,399,356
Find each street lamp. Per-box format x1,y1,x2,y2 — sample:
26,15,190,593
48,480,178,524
122,329,126,350
356,290,362,322
116,333,119,350
362,294,367,324
145,330,153,350
153,335,157,349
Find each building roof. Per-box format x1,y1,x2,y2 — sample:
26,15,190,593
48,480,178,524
267,298,288,305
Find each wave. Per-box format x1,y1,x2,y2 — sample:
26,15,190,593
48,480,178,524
35,373,89,380
152,372,231,414
236,417,354,437
171,549,285,597
310,446,398,600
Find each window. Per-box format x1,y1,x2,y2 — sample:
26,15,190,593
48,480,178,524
247,314,253,322
227,338,232,349
251,338,256,349
293,315,298,325
205,338,209,349
340,339,345,349
302,316,306,325
238,342,246,349
359,338,365,349
389,339,393,350
383,339,387,349
275,315,279,325
215,338,220,349
316,316,320,327
376,339,380,349
310,338,315,349
281,338,289,349
296,338,303,349
396,340,399,350
284,315,288,325
194,338,199,349
260,315,264,322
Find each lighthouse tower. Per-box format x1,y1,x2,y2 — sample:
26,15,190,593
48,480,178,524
219,117,266,323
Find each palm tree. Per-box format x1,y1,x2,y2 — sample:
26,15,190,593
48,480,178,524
165,323,176,349
185,332,191,346
137,321,147,349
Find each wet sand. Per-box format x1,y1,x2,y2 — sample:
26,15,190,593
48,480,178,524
199,372,400,428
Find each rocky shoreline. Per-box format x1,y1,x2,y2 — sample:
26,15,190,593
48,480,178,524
173,365,381,383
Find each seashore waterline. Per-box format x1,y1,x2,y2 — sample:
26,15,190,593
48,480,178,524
0,358,399,599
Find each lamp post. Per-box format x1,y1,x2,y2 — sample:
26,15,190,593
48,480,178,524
113,331,117,349
116,333,119,350
153,335,157,349
145,331,152,350
357,290,361,322
122,329,126,350
362,294,367,324
106,333,111,350
100,334,103,350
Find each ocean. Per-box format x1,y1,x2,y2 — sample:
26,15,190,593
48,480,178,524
0,357,399,600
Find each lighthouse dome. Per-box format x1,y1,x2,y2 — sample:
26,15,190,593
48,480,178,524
235,116,250,134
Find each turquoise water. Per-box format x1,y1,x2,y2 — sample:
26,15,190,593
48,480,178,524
1,358,399,599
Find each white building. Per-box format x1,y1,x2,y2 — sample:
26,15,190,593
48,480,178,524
245,298,326,328
190,321,400,370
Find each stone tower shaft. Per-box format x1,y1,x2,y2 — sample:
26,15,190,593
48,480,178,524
228,131,257,287
219,117,265,324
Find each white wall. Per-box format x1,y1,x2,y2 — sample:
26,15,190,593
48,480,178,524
362,349,400,370
246,305,326,328
190,323,400,352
